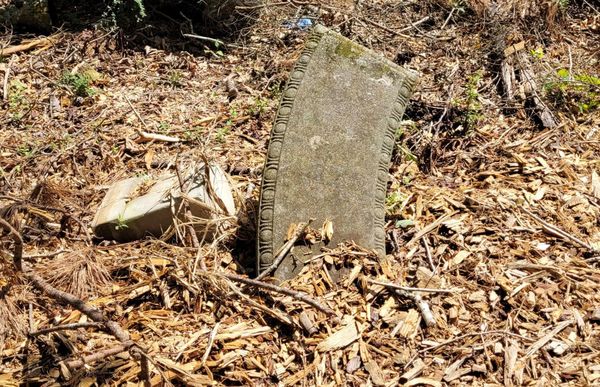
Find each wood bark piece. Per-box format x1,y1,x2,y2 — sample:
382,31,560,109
400,358,425,384
257,24,417,279
316,319,360,352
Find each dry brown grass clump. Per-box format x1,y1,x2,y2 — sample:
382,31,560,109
43,250,111,300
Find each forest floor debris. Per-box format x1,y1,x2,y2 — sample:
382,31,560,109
1,0,600,385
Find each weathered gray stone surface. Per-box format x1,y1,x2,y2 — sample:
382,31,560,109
257,25,417,279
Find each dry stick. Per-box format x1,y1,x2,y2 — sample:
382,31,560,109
406,211,458,247
0,36,56,56
422,236,435,273
0,218,23,270
2,56,14,101
524,319,573,359
223,273,338,317
366,278,460,294
362,17,412,39
521,207,597,252
65,342,134,369
23,249,69,259
201,322,220,366
30,322,103,336
440,7,456,30
394,289,436,328
0,218,151,386
419,330,534,354
255,220,313,281
226,281,294,326
397,16,430,33
182,33,225,47
124,95,148,128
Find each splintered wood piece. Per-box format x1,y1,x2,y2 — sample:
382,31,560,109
316,319,360,352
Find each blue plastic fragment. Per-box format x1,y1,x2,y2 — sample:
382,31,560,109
283,17,313,30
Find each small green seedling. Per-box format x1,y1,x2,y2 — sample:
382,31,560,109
60,72,95,97
114,214,129,231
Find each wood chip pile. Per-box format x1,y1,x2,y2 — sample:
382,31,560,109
1,0,599,385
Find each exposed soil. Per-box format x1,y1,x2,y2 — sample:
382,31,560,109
1,1,600,385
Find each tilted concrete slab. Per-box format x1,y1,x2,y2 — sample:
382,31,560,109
257,25,417,279
92,164,235,242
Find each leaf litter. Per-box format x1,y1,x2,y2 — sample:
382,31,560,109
1,0,600,385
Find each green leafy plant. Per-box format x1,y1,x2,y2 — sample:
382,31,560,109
250,97,269,116
102,0,147,29
158,122,171,132
60,72,95,97
216,122,232,142
17,145,34,158
8,80,29,121
464,71,483,129
530,47,544,60
544,69,600,114
167,70,184,88
555,0,569,10
114,214,129,231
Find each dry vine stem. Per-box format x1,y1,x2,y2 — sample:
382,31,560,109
0,218,151,385
223,272,339,318
521,207,597,252
255,219,313,280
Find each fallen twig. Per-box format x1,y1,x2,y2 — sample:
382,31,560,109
0,218,23,270
1,217,151,385
362,17,412,39
422,236,435,273
419,330,533,353
226,280,294,326
223,273,338,317
367,278,460,294
0,36,57,57
2,56,14,101
394,289,436,328
30,322,104,336
201,322,220,366
64,342,134,369
182,33,225,47
255,220,312,280
522,207,597,252
406,211,458,247
524,319,573,358
23,249,69,259
136,131,181,143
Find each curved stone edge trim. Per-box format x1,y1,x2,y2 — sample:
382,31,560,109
256,26,327,273
257,24,419,273
372,73,418,252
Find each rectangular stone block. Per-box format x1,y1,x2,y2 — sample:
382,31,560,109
92,165,235,242
257,25,417,279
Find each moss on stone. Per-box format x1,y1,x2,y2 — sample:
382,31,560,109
334,39,364,59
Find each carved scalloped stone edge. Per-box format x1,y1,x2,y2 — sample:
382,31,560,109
372,73,418,252
257,25,418,273
256,26,327,272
